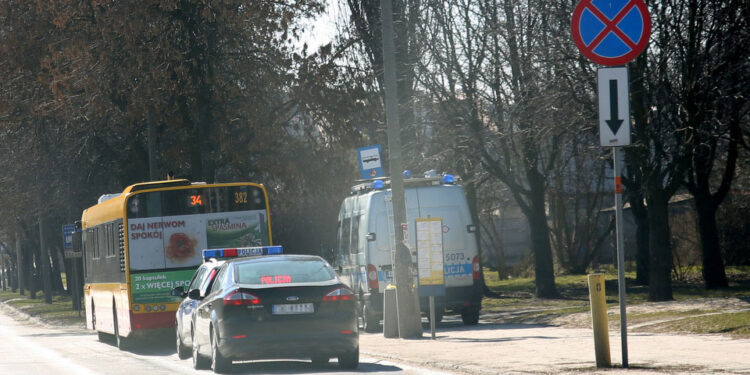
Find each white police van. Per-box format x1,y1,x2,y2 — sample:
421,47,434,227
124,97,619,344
335,171,482,332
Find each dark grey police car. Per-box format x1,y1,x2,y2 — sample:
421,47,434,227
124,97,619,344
188,247,359,373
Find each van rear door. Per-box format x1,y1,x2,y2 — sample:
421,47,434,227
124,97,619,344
413,185,476,288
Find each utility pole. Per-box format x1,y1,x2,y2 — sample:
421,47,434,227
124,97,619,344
381,0,422,338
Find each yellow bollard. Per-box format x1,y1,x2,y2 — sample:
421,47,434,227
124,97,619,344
588,274,611,368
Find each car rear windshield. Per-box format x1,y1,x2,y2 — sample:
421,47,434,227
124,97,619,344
235,258,336,285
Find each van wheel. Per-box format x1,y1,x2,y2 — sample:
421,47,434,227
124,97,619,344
461,307,480,325
362,304,380,333
427,309,444,324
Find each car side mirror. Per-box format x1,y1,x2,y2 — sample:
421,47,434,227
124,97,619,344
171,286,185,297
188,288,202,300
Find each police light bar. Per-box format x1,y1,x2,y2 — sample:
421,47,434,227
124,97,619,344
203,246,283,260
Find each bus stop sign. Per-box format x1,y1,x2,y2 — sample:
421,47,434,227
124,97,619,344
572,0,651,66
357,144,384,180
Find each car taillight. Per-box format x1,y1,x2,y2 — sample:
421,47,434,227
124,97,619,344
472,256,480,280
223,290,261,306
323,287,355,302
367,264,379,290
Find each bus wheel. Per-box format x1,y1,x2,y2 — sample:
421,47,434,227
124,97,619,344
93,302,107,342
113,306,128,350
362,304,380,333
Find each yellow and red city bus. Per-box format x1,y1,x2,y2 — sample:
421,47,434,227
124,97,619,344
81,179,272,346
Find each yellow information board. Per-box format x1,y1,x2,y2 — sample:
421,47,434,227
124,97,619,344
416,218,445,296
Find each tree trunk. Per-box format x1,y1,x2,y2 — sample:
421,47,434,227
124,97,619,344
15,233,24,295
51,246,65,293
528,171,558,298
464,182,487,290
647,193,673,301
694,195,729,289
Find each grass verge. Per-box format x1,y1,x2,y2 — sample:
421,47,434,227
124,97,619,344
0,289,85,327
642,311,750,338
481,266,750,338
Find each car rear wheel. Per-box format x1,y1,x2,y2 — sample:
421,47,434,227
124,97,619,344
176,328,190,359
211,327,231,373
192,329,209,369
311,354,329,367
338,346,359,369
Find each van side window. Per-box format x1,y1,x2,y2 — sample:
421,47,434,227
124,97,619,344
350,215,360,254
341,217,351,254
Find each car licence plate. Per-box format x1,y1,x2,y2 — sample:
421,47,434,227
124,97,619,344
272,303,314,315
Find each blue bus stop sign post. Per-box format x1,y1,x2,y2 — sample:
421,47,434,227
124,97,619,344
62,224,82,312
62,224,76,252
572,0,651,66
357,144,384,180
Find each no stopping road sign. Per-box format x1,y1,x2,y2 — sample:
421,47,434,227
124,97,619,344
572,0,651,66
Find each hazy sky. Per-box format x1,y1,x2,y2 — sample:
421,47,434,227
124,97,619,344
298,0,344,53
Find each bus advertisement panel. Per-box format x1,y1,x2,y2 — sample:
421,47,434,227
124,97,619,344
128,210,268,306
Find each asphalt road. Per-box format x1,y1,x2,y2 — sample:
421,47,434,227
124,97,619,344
0,305,448,375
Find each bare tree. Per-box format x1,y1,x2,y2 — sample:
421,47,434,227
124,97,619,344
413,0,600,297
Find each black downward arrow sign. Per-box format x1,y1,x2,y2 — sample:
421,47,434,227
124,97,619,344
606,79,623,134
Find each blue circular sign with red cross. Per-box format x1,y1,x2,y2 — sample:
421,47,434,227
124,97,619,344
572,0,651,66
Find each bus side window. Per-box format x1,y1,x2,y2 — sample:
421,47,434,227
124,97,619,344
92,227,100,259
106,223,114,257
83,229,91,279
98,226,107,259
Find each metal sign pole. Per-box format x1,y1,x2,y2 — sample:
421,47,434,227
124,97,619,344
613,146,628,367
